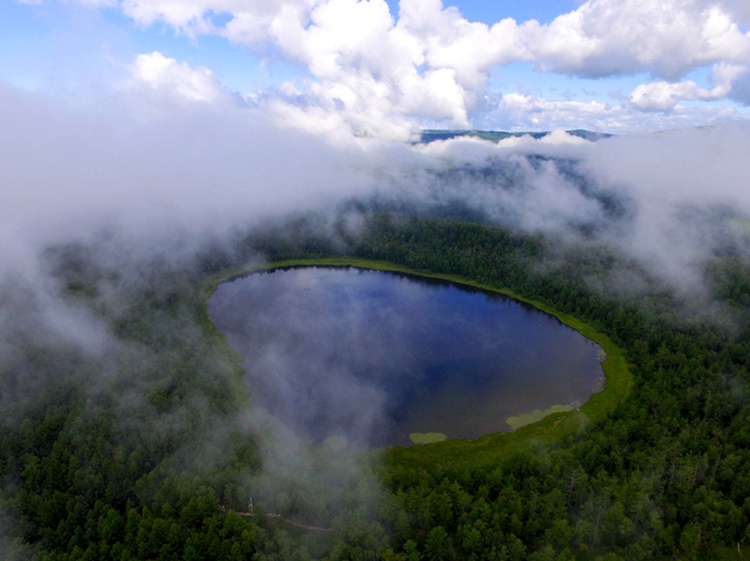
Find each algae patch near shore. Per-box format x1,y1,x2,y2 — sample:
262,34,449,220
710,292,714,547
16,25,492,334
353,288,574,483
506,404,577,430
409,432,448,444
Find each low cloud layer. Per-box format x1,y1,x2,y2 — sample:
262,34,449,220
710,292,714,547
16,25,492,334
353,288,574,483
406,124,750,292
4,82,750,305
0,83,377,235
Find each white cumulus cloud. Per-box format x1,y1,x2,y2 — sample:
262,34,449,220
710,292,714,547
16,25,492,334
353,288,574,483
48,0,750,135
529,0,750,80
628,62,747,111
126,51,230,104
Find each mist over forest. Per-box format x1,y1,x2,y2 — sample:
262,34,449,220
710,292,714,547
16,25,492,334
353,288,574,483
3,0,750,555
3,78,750,558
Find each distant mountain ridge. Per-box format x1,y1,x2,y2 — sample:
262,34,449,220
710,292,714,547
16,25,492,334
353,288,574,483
419,129,612,144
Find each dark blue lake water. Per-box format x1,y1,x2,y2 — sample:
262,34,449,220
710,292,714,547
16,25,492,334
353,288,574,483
208,267,604,448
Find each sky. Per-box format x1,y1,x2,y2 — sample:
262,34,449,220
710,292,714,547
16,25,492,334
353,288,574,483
2,0,750,138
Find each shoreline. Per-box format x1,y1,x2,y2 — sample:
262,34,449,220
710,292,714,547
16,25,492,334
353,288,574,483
199,257,634,453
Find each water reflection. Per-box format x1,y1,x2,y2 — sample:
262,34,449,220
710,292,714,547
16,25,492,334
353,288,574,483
208,267,604,448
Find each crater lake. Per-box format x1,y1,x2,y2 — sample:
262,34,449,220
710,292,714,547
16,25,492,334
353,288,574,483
208,266,605,448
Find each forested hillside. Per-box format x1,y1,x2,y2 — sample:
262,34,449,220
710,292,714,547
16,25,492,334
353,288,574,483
2,215,750,560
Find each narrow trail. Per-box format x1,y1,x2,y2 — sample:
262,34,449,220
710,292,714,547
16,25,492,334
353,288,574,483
219,507,333,532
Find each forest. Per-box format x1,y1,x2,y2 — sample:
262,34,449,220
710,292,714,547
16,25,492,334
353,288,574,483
2,212,750,560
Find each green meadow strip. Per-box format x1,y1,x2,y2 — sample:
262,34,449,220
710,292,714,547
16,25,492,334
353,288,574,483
410,432,448,445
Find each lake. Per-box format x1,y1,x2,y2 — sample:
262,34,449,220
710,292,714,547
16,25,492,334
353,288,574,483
208,266,604,448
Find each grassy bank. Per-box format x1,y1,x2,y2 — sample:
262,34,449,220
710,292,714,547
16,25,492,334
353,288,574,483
200,256,634,464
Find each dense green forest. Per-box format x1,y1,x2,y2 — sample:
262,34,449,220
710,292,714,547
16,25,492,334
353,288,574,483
2,214,750,560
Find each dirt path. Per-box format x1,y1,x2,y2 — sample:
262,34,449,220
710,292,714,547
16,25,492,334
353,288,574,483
220,507,333,532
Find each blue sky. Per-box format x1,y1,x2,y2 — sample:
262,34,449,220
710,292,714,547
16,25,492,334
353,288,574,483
2,0,749,137
384,0,577,26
